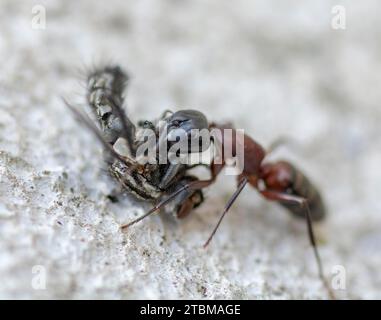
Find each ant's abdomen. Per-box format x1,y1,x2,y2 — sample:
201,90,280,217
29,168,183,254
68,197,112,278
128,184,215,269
261,161,326,221
282,162,326,221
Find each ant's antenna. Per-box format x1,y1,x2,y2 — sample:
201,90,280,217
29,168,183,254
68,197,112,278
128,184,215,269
121,186,191,230
121,179,214,230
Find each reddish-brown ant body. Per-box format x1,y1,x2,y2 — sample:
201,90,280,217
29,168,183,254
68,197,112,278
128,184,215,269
123,123,333,298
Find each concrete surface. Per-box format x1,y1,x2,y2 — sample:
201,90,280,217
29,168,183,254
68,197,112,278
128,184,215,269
0,0,380,299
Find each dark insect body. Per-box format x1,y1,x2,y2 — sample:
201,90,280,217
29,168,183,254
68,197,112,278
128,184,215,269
72,66,207,215
65,65,333,299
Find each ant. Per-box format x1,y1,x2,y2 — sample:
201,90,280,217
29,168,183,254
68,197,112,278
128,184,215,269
65,65,334,299
123,122,334,298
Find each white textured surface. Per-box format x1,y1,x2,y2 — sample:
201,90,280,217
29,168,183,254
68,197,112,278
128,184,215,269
0,0,380,299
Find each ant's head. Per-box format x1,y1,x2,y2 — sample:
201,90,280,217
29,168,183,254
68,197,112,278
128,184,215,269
158,109,210,155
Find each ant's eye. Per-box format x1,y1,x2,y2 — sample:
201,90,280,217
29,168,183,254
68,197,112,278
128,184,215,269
171,120,181,127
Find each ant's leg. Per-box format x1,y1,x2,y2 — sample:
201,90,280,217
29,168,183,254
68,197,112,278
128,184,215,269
203,177,248,247
260,190,335,299
169,177,204,219
158,163,182,190
87,66,136,154
176,191,204,219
